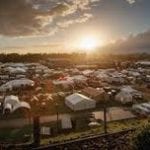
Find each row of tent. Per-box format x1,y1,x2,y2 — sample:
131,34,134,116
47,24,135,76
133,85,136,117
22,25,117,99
65,85,143,111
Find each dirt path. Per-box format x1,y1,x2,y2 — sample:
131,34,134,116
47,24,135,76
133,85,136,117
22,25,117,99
0,114,70,129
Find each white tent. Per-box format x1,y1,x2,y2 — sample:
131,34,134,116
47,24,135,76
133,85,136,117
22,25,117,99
6,63,26,68
121,86,137,93
96,73,109,81
53,77,74,90
71,75,87,82
4,95,19,106
6,66,27,74
61,115,72,129
65,93,96,111
35,65,51,73
0,79,35,92
121,86,142,98
12,101,31,112
132,104,150,115
115,91,133,104
3,95,31,114
135,61,150,66
4,103,12,113
128,71,140,77
82,70,94,76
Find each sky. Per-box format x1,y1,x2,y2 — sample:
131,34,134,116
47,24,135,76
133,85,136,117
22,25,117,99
0,0,150,53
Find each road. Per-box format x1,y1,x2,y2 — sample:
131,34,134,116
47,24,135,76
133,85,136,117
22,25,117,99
0,107,135,129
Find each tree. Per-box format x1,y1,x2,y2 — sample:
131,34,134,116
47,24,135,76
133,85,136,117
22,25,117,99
133,125,150,150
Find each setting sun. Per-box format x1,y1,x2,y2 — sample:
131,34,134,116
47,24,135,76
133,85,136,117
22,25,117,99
79,37,98,50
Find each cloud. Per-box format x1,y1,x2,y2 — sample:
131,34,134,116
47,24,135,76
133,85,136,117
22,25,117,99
102,30,150,53
0,0,99,36
57,13,93,28
126,0,136,4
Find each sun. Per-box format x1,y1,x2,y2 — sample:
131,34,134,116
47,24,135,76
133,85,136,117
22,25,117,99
79,36,98,51
72,35,104,52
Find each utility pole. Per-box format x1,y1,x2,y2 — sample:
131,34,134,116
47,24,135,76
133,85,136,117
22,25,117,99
103,104,107,134
33,116,40,147
103,90,112,150
55,102,59,134
103,89,108,134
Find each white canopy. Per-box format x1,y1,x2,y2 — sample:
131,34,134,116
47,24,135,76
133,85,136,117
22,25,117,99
115,91,133,104
65,93,96,111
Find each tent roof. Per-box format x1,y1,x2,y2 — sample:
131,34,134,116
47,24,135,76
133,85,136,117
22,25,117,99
66,93,94,105
0,79,35,90
12,101,31,112
4,95,19,105
7,67,26,73
121,86,137,93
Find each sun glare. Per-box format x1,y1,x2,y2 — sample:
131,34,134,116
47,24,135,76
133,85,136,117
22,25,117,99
80,37,97,50
72,35,104,52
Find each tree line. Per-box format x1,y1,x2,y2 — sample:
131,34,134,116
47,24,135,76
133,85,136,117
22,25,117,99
0,52,149,63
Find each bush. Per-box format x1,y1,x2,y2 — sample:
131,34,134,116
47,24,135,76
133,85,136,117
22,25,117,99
133,125,150,150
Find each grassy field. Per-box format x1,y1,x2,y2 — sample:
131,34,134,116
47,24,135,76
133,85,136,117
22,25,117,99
0,115,149,145
40,118,149,145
